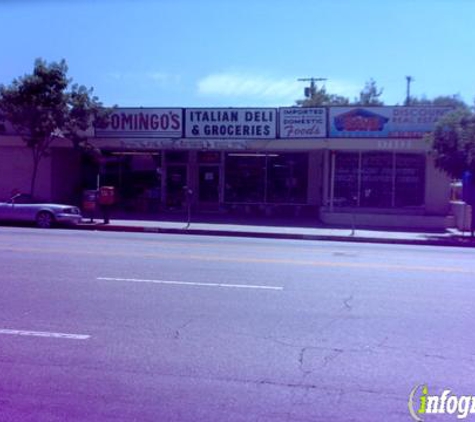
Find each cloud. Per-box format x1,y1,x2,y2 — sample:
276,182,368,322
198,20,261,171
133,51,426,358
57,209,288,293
198,73,299,101
146,72,181,85
107,71,123,81
106,71,181,86
197,72,361,105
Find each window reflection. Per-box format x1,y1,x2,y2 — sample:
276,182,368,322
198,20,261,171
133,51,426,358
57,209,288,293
332,151,425,208
267,154,308,204
360,152,393,207
224,154,266,203
224,152,308,204
334,152,359,207
395,154,425,207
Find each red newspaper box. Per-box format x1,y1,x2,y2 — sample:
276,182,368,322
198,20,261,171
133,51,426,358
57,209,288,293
98,186,115,206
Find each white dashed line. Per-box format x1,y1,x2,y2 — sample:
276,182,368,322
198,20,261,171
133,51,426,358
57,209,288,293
97,277,283,291
0,328,90,340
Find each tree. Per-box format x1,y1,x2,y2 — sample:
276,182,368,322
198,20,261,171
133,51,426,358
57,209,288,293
296,85,350,107
297,78,385,107
429,108,475,179
354,78,384,106
0,58,109,197
410,94,468,109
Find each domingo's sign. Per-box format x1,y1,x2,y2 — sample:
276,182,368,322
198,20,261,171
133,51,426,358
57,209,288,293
95,108,183,138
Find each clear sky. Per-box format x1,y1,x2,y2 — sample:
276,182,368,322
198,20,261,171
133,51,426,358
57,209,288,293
1,0,474,108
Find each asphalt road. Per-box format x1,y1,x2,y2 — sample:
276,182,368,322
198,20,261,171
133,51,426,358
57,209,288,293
0,227,474,422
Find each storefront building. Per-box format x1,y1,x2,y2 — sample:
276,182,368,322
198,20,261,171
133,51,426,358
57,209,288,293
0,105,454,228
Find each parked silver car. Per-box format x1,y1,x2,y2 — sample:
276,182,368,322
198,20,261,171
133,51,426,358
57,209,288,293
0,194,82,228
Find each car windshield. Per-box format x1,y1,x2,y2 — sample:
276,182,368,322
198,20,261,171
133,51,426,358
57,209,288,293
9,194,35,204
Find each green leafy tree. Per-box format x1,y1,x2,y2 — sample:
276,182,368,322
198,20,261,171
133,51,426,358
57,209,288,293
354,78,384,106
0,58,110,197
410,94,468,109
429,108,475,179
297,79,385,107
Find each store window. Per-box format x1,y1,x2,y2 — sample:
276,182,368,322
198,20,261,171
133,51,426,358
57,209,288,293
96,152,162,212
334,152,359,207
198,151,221,164
395,154,425,207
267,153,308,204
165,151,188,163
224,153,265,203
360,152,393,207
331,151,425,208
224,152,309,204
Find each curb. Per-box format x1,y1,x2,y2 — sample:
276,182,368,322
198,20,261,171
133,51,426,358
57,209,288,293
73,223,475,248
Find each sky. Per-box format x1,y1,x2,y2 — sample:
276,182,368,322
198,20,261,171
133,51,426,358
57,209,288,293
1,0,474,108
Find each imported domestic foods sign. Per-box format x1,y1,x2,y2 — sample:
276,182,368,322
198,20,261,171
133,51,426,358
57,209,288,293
279,107,326,138
95,108,183,138
185,108,276,139
329,106,452,138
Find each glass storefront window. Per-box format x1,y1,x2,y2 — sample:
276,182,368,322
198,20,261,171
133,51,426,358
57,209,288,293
166,165,187,209
198,151,221,164
267,153,308,204
97,152,162,212
224,152,309,204
224,153,265,203
331,151,425,209
199,166,220,202
334,152,359,207
165,151,188,163
395,154,425,207
360,152,393,207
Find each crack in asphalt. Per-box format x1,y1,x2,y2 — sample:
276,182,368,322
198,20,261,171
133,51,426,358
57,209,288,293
298,347,308,375
173,318,196,340
343,295,354,310
322,349,344,367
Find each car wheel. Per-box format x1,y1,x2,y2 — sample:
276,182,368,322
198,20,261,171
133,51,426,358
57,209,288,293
36,211,54,228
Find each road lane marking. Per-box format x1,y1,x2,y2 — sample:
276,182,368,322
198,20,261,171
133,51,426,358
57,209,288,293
0,328,90,340
2,246,474,274
97,277,284,291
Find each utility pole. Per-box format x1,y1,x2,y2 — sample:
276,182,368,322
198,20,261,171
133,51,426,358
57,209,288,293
298,77,327,98
405,76,414,106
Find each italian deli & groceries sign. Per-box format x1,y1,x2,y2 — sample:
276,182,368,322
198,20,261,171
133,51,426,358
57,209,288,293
185,108,276,139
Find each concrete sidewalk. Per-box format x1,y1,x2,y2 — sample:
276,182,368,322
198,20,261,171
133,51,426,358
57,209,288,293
74,216,475,247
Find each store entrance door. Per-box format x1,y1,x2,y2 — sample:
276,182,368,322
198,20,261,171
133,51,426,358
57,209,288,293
198,165,220,210
165,165,187,210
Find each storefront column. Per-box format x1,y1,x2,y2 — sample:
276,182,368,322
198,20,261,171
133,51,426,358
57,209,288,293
425,154,451,214
219,151,225,210
322,150,330,209
329,151,336,212
160,151,166,210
